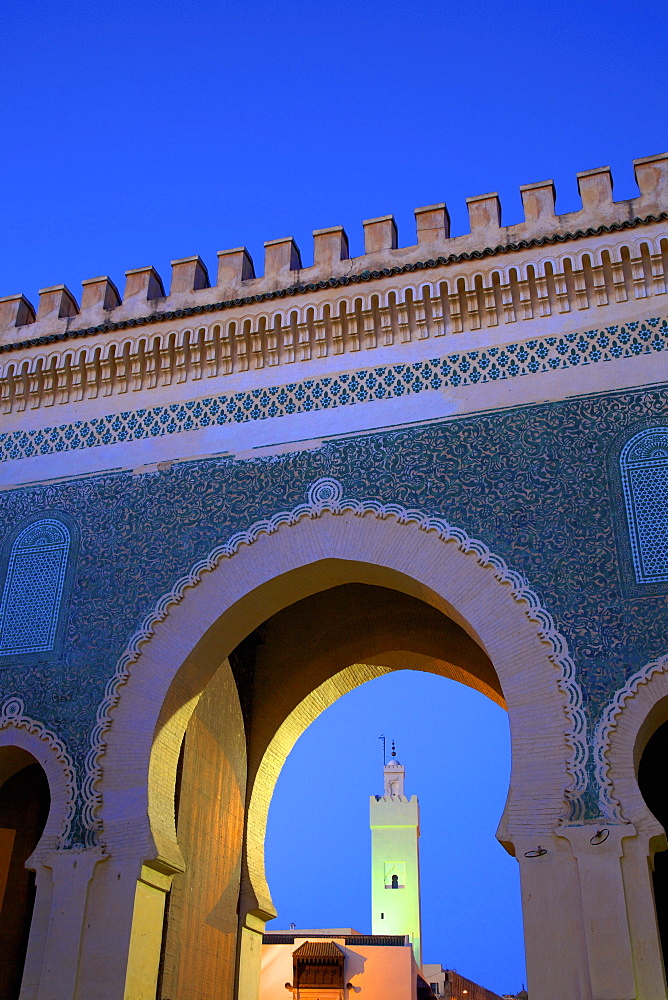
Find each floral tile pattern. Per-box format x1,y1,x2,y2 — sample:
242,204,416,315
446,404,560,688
1,317,666,462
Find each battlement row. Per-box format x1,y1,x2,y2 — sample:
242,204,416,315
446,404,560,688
1,152,666,342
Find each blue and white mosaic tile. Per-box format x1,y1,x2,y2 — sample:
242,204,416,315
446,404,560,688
1,317,666,461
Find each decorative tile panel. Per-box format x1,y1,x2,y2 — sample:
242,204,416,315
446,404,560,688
620,427,668,584
0,520,70,655
4,379,668,834
1,317,666,462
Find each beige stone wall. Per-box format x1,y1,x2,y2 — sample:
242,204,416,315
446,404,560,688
260,939,418,1000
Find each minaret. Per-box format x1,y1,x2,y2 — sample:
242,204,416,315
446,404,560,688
370,742,422,967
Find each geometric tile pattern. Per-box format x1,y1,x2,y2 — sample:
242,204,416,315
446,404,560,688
0,519,70,655
620,427,668,584
1,316,666,462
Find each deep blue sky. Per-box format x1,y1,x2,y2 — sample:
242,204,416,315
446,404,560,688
3,0,667,994
1,1,666,305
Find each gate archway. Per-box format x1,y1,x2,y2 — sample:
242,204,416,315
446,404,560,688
82,487,585,1000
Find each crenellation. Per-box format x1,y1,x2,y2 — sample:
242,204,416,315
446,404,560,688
263,237,302,278
414,203,450,244
363,215,398,254
312,226,349,269
0,295,35,340
519,180,556,224
576,165,614,214
634,151,668,214
37,285,79,323
216,246,256,288
170,255,210,296
466,192,502,232
80,276,121,314
0,153,667,392
123,266,165,304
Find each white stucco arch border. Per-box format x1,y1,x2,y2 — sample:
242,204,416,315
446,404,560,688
84,476,588,846
0,696,77,852
594,652,668,829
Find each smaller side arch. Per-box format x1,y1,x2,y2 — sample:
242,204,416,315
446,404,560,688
0,697,77,853
593,656,668,997
595,653,668,829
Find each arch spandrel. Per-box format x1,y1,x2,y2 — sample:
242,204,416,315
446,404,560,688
93,479,586,883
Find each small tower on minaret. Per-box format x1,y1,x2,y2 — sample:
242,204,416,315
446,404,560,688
370,742,422,967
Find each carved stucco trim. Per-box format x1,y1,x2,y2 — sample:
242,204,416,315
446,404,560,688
594,653,668,821
3,210,667,356
82,476,588,836
0,695,77,846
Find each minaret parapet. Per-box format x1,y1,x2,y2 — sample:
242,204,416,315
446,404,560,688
0,152,665,347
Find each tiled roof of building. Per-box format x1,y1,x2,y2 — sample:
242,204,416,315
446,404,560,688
293,941,343,961
263,933,409,947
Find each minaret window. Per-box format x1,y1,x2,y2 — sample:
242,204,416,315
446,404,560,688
391,874,399,889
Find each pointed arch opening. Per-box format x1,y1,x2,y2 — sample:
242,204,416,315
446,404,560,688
96,502,580,1000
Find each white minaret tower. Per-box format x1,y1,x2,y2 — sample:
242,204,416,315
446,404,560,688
370,742,422,967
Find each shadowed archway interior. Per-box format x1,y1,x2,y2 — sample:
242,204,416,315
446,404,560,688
638,719,668,971
0,752,50,1000
159,582,504,1000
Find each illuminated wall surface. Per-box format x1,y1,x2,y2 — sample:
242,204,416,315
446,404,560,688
370,791,422,965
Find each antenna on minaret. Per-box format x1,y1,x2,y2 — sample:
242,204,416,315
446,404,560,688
379,734,386,766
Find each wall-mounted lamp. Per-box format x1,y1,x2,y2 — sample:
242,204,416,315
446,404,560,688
523,846,547,858
590,828,610,845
